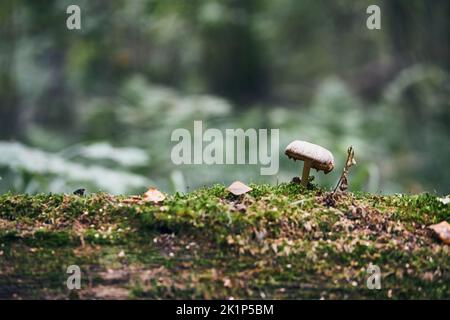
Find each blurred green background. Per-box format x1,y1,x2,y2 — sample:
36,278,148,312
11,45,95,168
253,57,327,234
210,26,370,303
0,0,449,195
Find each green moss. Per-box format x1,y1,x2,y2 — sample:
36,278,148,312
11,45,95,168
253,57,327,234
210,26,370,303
0,184,448,299
30,230,76,247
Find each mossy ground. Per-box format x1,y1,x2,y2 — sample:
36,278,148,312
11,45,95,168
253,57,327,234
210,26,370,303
0,183,448,299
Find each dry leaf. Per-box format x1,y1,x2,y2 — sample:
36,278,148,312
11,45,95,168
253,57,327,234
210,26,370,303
227,181,252,196
143,187,166,203
429,221,450,244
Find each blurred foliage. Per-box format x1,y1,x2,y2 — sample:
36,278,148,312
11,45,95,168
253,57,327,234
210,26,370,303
0,0,449,194
0,141,151,194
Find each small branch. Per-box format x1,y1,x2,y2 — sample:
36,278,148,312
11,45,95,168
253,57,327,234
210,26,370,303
332,146,356,194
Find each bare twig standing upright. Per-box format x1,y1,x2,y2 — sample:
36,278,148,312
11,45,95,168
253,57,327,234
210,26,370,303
333,147,356,194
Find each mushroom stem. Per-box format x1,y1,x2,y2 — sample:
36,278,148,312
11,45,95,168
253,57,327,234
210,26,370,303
301,160,312,187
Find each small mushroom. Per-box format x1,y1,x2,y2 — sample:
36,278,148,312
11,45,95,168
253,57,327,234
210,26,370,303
227,181,252,196
285,140,334,187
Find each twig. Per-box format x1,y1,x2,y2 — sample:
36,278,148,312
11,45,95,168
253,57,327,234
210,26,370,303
333,146,356,194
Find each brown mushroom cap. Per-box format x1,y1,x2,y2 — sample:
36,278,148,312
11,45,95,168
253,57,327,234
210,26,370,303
285,140,334,174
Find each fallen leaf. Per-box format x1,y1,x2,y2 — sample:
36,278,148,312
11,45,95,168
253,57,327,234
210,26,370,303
143,187,166,203
227,181,252,196
429,221,450,244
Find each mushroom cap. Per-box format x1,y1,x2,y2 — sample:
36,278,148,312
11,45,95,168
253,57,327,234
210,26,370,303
227,181,252,196
285,140,334,174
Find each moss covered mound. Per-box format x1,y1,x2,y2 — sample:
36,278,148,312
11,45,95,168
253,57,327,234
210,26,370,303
0,183,448,299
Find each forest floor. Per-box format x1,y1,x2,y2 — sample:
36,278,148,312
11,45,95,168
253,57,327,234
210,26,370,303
0,183,448,299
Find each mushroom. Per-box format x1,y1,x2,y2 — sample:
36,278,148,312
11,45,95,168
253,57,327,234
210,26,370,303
285,140,334,187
